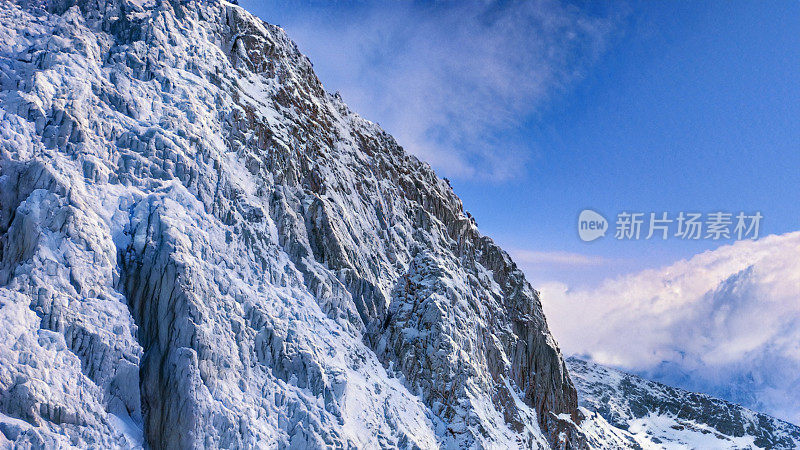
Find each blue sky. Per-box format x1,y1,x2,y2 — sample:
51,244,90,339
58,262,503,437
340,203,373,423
240,0,800,288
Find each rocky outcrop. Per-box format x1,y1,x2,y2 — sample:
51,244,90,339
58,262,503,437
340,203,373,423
0,0,580,447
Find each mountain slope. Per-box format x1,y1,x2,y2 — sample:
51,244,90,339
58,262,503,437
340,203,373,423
0,0,580,447
568,357,800,449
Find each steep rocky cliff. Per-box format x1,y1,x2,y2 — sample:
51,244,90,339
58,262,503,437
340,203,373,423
0,0,580,447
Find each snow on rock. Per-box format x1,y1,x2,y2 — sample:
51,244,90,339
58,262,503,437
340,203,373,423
0,0,580,447
568,357,800,449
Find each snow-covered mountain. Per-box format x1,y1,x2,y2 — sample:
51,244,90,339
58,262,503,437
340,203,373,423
568,357,800,449
0,0,795,448
0,0,580,447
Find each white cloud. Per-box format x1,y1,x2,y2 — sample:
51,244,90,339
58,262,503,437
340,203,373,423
539,232,800,424
270,1,616,180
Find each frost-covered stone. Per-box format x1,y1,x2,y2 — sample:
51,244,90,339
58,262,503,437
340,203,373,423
0,0,580,447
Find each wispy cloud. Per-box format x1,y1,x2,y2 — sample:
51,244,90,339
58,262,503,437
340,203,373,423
539,232,800,424
509,249,609,266
265,1,616,180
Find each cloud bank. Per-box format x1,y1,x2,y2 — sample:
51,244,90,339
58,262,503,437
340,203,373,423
539,232,800,424
268,0,615,180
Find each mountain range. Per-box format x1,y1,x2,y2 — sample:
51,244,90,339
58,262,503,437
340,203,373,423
0,0,796,448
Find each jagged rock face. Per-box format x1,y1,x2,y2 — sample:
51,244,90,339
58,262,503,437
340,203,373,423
0,0,579,448
568,358,800,449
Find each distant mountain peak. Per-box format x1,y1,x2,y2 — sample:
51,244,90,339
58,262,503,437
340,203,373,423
568,357,800,449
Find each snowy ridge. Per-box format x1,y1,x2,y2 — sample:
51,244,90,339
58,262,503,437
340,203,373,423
568,357,800,449
0,0,580,448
